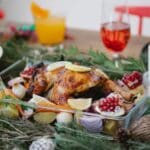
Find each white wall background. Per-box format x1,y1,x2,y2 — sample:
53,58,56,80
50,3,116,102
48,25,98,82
0,0,150,36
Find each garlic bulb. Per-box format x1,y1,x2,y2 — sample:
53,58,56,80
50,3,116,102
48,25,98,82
12,84,26,99
29,137,55,150
56,112,73,124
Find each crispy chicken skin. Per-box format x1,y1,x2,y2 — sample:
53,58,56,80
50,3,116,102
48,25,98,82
102,80,133,101
49,68,105,104
48,68,133,104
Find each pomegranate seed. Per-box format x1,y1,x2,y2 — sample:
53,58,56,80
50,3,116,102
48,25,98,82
110,106,114,111
110,103,114,106
122,71,142,89
102,106,108,111
99,94,123,112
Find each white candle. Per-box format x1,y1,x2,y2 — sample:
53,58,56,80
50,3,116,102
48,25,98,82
148,45,150,80
148,45,150,96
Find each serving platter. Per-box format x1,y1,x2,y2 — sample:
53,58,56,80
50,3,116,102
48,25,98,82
0,57,148,136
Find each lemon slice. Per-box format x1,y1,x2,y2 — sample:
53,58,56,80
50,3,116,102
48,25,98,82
47,61,71,71
65,63,91,72
68,98,92,110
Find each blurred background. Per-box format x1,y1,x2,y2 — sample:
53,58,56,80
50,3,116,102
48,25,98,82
0,0,150,36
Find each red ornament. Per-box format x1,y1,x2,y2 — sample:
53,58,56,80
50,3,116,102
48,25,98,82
0,9,4,19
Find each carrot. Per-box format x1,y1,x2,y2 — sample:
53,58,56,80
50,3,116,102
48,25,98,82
36,101,73,112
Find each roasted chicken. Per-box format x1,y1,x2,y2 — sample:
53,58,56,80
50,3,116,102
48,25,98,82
18,62,134,105
47,67,133,104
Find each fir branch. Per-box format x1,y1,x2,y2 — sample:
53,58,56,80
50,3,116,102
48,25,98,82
0,117,55,149
1,38,146,80
55,123,150,150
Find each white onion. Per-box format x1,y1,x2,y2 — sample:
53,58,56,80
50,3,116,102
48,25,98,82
12,84,26,99
29,137,55,150
8,77,25,86
56,112,73,124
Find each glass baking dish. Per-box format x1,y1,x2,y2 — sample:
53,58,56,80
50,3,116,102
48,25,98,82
0,58,148,135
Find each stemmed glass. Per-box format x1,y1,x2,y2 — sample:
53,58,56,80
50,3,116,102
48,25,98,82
100,0,130,65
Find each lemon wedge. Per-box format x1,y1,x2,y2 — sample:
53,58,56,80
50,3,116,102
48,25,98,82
29,94,50,105
65,63,91,72
68,98,92,110
47,61,71,71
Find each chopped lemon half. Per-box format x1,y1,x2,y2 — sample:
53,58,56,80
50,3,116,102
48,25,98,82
68,98,92,110
47,61,71,71
65,63,91,72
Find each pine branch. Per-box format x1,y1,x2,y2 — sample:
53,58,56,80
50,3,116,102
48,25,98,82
55,123,150,150
0,117,55,149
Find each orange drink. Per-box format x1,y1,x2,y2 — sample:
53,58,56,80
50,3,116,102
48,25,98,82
35,16,66,45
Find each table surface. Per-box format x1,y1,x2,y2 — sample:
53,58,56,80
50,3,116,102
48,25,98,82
0,22,149,59
64,28,150,58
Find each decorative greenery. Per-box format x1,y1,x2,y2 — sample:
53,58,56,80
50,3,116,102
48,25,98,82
0,118,55,150
55,123,150,150
0,38,149,150
0,38,48,71
1,38,146,80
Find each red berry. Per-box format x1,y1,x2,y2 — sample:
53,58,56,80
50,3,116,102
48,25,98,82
0,9,4,19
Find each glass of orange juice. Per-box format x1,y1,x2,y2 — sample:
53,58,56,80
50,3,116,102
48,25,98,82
34,15,66,45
